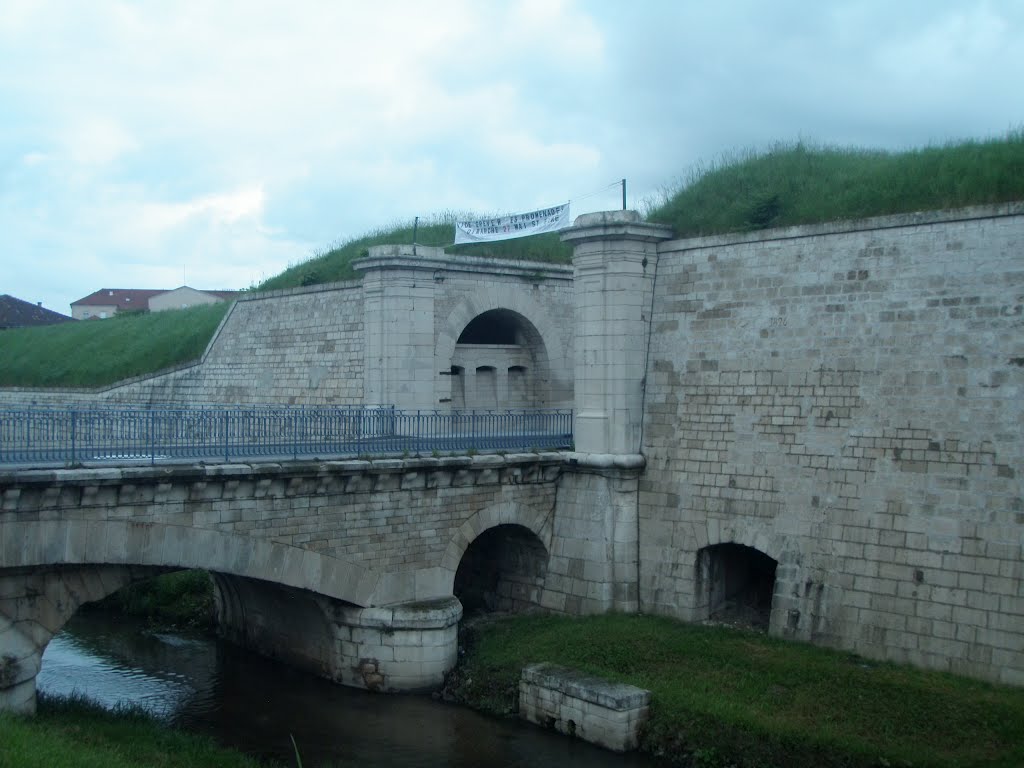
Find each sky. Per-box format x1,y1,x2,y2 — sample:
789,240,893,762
2,1,1022,316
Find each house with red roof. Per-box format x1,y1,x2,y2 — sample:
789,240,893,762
0,294,74,330
70,287,240,319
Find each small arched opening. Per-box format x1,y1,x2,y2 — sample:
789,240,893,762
453,524,548,614
449,309,549,410
695,543,777,631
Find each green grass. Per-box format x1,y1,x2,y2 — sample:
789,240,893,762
256,212,570,293
0,303,230,389
646,130,1024,237
449,614,1024,768
88,570,215,630
0,693,268,768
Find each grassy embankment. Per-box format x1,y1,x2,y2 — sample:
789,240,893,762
0,694,267,768
4,132,1021,390
0,303,229,389
645,132,1024,235
447,614,1024,768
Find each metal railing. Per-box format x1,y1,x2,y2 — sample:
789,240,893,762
0,405,574,467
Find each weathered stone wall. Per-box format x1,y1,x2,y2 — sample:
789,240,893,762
519,663,651,752
179,284,365,405
541,455,645,614
0,282,366,407
638,204,1024,684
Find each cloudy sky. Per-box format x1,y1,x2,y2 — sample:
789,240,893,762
2,1,1021,316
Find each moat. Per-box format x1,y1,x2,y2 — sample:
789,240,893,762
38,611,659,767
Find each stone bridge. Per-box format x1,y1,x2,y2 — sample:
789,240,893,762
0,451,643,713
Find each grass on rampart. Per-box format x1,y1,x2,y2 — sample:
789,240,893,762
0,303,229,389
646,131,1024,237
256,212,570,293
0,694,266,768
448,614,1024,768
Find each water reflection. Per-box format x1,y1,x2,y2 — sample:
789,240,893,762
39,611,661,767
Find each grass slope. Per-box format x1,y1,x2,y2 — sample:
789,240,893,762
450,614,1024,768
0,694,266,768
646,131,1024,236
0,303,229,389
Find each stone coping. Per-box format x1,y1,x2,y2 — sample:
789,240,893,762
335,597,463,630
561,210,674,245
521,663,651,710
355,245,573,280
0,451,646,486
658,200,1024,253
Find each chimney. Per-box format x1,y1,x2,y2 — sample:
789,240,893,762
37,302,42,307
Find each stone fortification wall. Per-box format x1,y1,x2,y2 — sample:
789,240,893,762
0,282,365,408
638,204,1023,684
187,283,364,405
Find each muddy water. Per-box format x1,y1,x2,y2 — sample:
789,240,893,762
38,612,661,767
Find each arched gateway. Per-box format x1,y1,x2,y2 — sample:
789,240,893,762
695,543,778,631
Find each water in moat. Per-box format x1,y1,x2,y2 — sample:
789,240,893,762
38,611,661,768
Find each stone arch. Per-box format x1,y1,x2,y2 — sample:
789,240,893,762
453,525,549,613
692,524,778,638
0,519,380,608
694,536,779,631
435,290,570,410
440,501,554,605
0,564,171,713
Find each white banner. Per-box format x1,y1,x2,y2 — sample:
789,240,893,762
454,203,571,245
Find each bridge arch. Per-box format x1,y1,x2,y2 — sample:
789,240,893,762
0,520,385,713
435,290,570,410
441,500,554,613
0,563,173,713
0,519,380,608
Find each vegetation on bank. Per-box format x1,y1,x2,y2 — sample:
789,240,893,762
86,570,215,631
444,614,1024,768
0,303,229,389
0,694,267,768
5,608,1021,767
646,131,1024,237
1,132,1020,389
